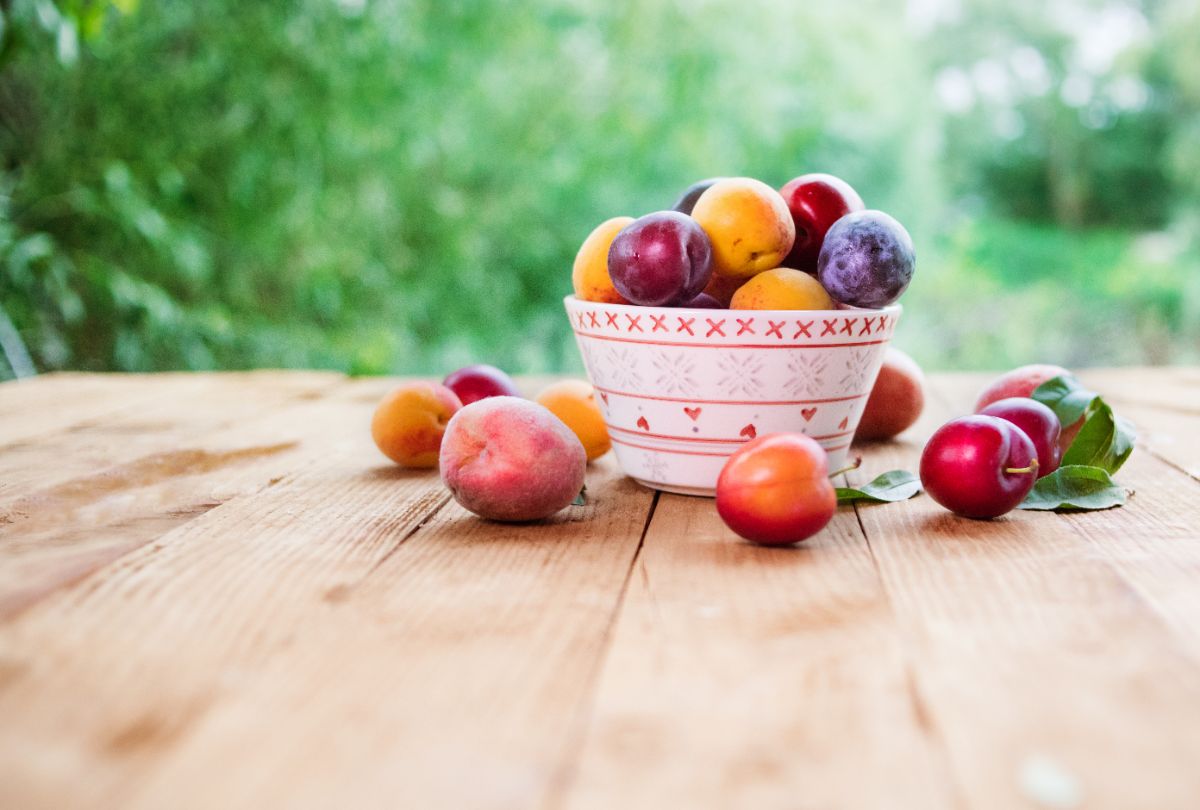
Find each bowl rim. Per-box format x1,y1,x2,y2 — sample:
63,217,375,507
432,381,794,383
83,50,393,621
563,293,902,319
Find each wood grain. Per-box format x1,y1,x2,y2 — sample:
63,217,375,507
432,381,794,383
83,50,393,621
0,373,653,809
0,369,1198,810
115,458,652,810
558,493,957,810
0,380,453,806
847,373,1200,809
0,372,350,619
0,370,341,501
0,373,198,446
556,377,961,810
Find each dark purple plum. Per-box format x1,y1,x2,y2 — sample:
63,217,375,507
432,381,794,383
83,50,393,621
682,292,722,309
671,177,725,215
607,211,714,307
817,210,914,308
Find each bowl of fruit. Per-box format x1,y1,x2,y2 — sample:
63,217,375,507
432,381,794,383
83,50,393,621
566,174,914,496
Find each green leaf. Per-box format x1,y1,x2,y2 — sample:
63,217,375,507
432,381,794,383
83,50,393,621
1032,374,1135,474
1031,374,1097,428
571,485,587,506
1061,399,1136,474
836,470,922,504
1019,465,1129,511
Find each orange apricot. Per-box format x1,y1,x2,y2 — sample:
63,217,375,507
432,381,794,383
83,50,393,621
572,216,634,304
535,379,611,461
371,381,463,467
729,267,834,310
716,433,836,545
691,178,795,279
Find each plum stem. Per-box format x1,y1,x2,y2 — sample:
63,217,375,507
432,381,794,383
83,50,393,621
827,457,863,478
1005,460,1040,475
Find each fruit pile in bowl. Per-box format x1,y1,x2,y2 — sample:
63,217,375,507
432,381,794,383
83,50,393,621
566,174,915,496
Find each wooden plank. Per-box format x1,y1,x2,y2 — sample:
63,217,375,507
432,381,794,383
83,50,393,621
0,377,454,807
557,377,964,809
846,373,1200,810
0,370,342,502
0,373,355,619
1118,402,1200,480
1,368,1198,810
1073,370,1200,481
0,373,205,446
0,431,652,810
1080,366,1200,414
557,491,958,810
115,457,652,810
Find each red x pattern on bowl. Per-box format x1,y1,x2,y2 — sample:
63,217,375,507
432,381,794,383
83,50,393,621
565,295,902,496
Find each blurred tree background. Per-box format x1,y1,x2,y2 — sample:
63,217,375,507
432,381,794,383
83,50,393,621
1,0,1198,380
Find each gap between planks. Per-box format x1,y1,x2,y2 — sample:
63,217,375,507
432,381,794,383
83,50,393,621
541,490,660,810
2,370,1200,810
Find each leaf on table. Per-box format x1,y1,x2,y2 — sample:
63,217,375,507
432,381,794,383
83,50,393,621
836,470,922,504
1031,374,1097,427
1019,465,1129,511
571,485,587,506
1061,400,1136,474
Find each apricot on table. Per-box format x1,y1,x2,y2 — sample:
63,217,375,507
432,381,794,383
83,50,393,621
535,379,611,461
729,267,834,310
716,432,836,545
573,216,634,304
690,177,795,280
371,381,463,468
440,397,586,522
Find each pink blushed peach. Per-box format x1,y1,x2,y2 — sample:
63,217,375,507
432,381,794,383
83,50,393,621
439,397,587,522
974,364,1082,450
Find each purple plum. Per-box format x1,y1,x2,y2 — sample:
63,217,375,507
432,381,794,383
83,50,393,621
607,211,714,307
817,210,915,309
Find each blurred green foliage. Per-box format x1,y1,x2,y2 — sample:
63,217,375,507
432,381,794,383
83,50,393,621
1,0,1198,379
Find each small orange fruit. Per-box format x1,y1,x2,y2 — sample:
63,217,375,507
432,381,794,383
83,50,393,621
535,379,611,461
730,267,834,310
573,216,634,304
371,381,463,467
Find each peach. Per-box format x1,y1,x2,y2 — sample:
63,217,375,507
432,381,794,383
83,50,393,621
371,381,463,468
974,364,1082,449
535,379,611,461
572,216,634,304
855,347,926,442
691,177,795,279
729,267,834,310
440,397,586,522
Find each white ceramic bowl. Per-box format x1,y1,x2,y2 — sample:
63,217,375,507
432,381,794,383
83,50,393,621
565,295,901,496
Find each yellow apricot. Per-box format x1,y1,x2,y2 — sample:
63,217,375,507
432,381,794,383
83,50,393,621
691,178,795,279
572,216,634,304
535,379,611,461
730,267,834,310
371,381,463,467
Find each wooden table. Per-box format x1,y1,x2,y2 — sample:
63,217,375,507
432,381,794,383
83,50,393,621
1,368,1198,809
